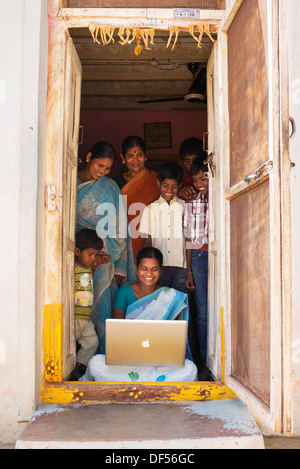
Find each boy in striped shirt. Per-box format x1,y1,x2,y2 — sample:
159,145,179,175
70,229,106,380
184,158,210,379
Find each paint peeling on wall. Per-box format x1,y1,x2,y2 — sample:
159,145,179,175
0,339,5,364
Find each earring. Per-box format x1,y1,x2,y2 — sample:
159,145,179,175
77,157,82,164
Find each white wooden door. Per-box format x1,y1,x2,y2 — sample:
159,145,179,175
206,45,222,380
62,38,82,379
216,0,291,433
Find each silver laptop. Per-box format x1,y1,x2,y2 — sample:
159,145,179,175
105,319,187,366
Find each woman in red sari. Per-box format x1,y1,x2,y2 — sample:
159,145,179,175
113,136,160,261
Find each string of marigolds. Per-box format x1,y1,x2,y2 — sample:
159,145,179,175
88,23,215,55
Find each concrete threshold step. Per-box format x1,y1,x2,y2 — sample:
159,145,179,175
16,399,264,449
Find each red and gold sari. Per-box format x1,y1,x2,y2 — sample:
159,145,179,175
121,167,160,260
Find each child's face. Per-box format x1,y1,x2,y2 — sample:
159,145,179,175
182,154,199,176
137,257,162,288
191,170,209,196
157,178,181,203
75,247,100,267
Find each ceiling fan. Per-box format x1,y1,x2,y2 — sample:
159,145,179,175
137,62,206,104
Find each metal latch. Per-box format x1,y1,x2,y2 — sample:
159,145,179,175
78,125,84,145
289,117,296,140
244,161,273,184
204,153,216,177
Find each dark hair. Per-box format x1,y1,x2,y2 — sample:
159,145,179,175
157,162,184,184
136,247,163,268
121,136,147,155
76,229,104,251
190,158,209,178
78,141,116,170
179,137,206,161
89,141,116,162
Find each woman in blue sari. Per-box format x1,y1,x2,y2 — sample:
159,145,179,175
113,247,189,322
114,246,192,358
77,141,136,353
80,248,196,382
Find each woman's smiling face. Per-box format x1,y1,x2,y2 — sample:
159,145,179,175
137,257,162,287
122,146,147,175
86,155,114,180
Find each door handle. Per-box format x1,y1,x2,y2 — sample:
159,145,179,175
289,117,295,140
203,132,209,154
244,161,273,184
78,125,84,145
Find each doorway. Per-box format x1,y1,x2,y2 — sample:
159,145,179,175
69,24,216,381
45,9,227,394
43,2,292,435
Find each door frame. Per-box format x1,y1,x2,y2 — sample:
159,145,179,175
42,2,236,406
216,0,292,434
42,1,292,435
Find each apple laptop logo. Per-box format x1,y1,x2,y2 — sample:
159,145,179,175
142,339,150,348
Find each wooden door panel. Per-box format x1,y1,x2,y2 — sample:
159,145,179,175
62,38,82,379
230,180,271,406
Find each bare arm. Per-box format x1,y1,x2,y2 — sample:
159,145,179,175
178,185,197,201
112,307,126,319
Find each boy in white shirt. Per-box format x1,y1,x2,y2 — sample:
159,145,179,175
139,163,187,293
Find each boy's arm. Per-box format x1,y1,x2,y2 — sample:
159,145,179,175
183,202,195,291
179,185,197,201
185,239,195,291
92,251,111,272
139,205,154,249
138,205,151,238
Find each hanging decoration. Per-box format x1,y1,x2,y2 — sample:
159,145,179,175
166,26,179,51
188,23,216,48
88,23,215,54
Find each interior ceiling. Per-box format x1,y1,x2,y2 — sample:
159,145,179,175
70,28,215,110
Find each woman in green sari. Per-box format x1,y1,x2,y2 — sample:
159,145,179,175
77,141,136,353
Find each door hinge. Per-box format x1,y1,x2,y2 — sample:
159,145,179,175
47,184,57,212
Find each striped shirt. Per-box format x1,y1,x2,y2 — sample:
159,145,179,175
75,264,94,320
183,193,209,249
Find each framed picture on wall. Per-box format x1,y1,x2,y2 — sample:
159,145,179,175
144,122,172,150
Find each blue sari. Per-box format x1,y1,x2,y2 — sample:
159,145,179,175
126,287,192,360
77,176,136,353
80,287,195,382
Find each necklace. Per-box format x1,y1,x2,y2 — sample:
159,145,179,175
136,282,159,300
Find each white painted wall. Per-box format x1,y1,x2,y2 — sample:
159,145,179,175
0,0,47,444
289,0,300,437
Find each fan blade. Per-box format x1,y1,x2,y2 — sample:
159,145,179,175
188,67,206,94
137,96,185,104
137,67,207,105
